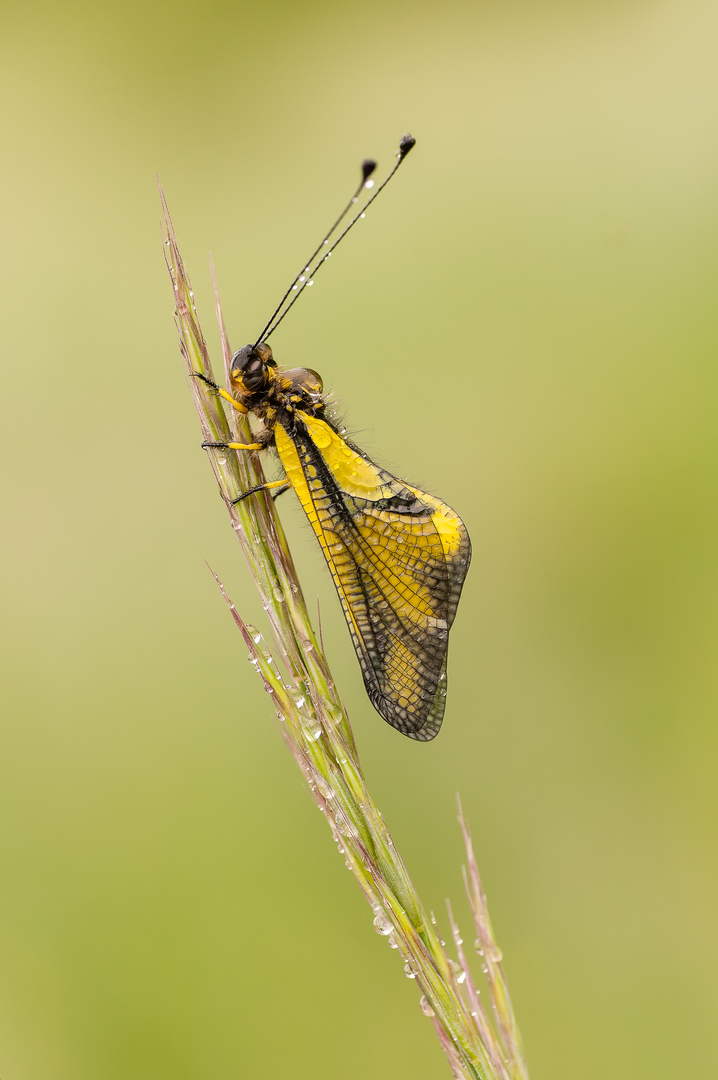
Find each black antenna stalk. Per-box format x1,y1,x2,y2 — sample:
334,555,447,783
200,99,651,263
251,156,380,349
260,133,417,342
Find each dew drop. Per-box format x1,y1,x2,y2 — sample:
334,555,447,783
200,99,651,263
387,934,399,950
473,938,484,955
315,776,332,800
448,959,467,984
336,816,356,839
300,716,322,741
272,586,286,602
323,702,344,726
419,995,435,1017
373,912,392,936
307,280,314,287
252,631,261,644
403,964,416,980
487,945,503,963
365,179,375,190
360,212,366,219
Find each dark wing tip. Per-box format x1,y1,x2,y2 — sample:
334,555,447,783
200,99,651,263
368,668,448,742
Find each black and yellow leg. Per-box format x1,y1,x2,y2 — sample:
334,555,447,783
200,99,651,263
202,439,264,451
270,483,291,502
231,479,291,505
191,371,248,414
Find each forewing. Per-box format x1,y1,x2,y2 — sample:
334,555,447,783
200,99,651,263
275,413,471,739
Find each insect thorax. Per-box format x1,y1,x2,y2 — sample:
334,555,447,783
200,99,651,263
252,366,327,432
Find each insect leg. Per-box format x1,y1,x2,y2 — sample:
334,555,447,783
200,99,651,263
270,482,292,502
231,479,290,505
202,440,265,451
191,371,248,414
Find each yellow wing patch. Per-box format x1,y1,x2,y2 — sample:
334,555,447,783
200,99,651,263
274,413,470,740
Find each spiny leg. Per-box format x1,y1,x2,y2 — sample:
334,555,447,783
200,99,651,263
195,402,287,502
202,439,265,451
231,479,291,505
191,371,248,414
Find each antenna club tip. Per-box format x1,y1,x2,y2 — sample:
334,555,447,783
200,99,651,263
398,133,416,157
362,158,378,182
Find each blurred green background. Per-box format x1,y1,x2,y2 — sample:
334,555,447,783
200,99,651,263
2,0,717,1077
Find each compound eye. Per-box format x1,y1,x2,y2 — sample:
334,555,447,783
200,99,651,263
242,357,266,391
256,342,274,366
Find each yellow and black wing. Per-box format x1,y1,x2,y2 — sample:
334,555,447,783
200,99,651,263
275,411,471,740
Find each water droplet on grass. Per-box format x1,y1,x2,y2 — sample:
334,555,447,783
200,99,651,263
373,912,392,936
419,996,434,1017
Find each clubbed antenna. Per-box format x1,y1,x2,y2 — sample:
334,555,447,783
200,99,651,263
255,133,416,345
